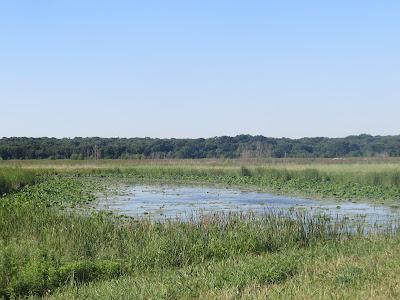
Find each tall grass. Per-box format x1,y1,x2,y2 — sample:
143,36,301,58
1,162,400,298
2,158,400,198
2,160,400,201
0,177,368,298
2,157,400,169
0,168,38,195
50,234,400,300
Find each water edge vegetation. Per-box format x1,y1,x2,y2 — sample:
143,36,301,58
1,159,400,299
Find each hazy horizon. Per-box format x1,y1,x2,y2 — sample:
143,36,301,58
1,1,399,138
2,133,399,140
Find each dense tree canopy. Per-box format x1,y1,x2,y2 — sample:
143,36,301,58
0,134,399,160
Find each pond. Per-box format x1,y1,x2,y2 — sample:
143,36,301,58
95,184,400,226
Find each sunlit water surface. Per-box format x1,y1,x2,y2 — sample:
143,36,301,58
94,185,400,227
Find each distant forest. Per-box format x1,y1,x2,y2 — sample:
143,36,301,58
0,135,399,160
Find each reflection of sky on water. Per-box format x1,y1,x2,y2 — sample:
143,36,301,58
94,185,400,226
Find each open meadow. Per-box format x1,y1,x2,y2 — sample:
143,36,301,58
1,158,400,299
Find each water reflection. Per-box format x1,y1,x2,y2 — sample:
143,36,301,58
94,185,400,227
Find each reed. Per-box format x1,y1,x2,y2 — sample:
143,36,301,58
0,161,400,298
0,176,377,298
0,168,38,195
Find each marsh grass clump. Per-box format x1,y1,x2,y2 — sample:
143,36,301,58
240,166,252,177
0,168,38,195
0,208,351,298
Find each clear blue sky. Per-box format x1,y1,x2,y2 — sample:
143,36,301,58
1,1,399,138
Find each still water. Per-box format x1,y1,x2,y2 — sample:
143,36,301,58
95,184,400,225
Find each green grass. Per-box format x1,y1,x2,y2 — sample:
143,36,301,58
49,236,400,300
1,160,400,299
3,158,400,202
1,176,355,298
0,168,39,195
50,163,400,203
50,250,301,299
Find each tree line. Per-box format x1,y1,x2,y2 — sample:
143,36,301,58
0,134,399,160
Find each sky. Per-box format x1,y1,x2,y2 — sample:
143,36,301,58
0,1,399,139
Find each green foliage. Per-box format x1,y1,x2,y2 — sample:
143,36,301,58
70,165,400,202
0,245,122,299
0,175,365,298
0,164,400,298
1,134,400,159
240,166,252,177
49,237,400,299
0,168,38,195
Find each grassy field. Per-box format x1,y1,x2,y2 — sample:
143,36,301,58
1,158,400,299
2,158,400,202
